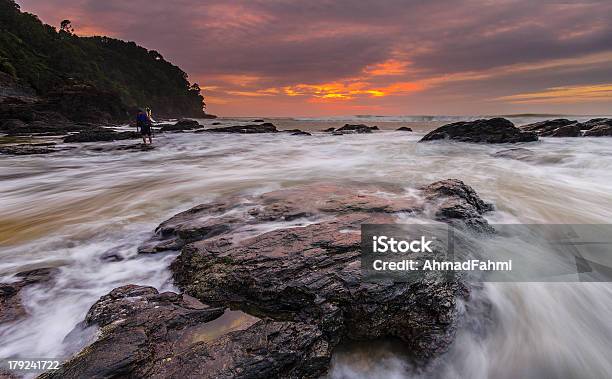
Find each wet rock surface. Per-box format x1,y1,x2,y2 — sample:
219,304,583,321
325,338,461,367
199,123,278,134
63,129,140,143
0,143,57,155
577,118,611,130
397,126,413,131
57,179,493,378
0,268,59,324
421,118,538,143
583,119,612,137
520,119,581,137
333,124,378,134
42,285,330,379
159,119,201,132
493,147,536,161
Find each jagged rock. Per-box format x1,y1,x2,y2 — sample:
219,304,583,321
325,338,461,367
397,126,413,131
42,285,330,379
0,144,57,155
334,124,378,134
577,118,611,130
63,129,140,143
0,268,59,324
58,180,493,378
520,119,581,137
151,180,490,361
420,179,494,232
420,118,538,143
322,127,336,132
159,119,201,132
199,123,278,134
583,120,612,137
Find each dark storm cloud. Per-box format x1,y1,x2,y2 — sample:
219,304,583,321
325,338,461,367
17,0,612,115
20,0,612,82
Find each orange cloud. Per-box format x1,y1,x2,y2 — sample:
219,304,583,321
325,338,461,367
280,79,423,102
496,84,612,104
364,59,409,76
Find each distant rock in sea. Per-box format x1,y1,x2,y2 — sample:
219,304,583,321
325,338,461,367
420,118,538,143
199,122,278,134
159,119,201,132
520,119,581,137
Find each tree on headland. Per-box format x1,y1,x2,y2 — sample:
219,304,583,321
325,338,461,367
0,0,207,117
60,19,74,34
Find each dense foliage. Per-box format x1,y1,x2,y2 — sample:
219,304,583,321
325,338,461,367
0,0,205,117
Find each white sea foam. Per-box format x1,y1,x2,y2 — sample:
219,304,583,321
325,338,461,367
1,123,612,378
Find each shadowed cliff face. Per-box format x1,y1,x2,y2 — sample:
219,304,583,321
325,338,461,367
0,0,206,121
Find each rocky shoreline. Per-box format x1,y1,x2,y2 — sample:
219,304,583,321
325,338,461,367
35,179,493,378
2,116,612,156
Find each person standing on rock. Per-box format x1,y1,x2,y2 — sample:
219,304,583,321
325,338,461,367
136,109,153,144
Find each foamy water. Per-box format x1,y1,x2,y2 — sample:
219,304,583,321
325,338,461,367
1,117,612,378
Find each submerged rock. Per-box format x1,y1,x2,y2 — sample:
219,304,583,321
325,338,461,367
397,126,413,132
493,147,536,161
420,118,538,143
334,124,378,134
159,119,201,132
42,285,330,379
282,129,312,136
322,127,336,132
0,268,59,324
0,144,57,155
63,129,140,143
520,119,581,137
199,122,278,134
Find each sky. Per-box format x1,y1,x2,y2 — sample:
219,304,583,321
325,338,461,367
17,0,612,117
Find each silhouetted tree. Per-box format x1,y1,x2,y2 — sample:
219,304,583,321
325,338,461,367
60,19,74,33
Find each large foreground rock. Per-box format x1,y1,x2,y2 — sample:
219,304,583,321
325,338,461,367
160,180,491,355
55,179,493,378
520,119,581,137
420,118,538,143
41,285,330,379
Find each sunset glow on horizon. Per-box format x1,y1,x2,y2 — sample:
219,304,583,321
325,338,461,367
17,0,612,116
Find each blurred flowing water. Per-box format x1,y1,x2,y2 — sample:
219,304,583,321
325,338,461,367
1,117,612,378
